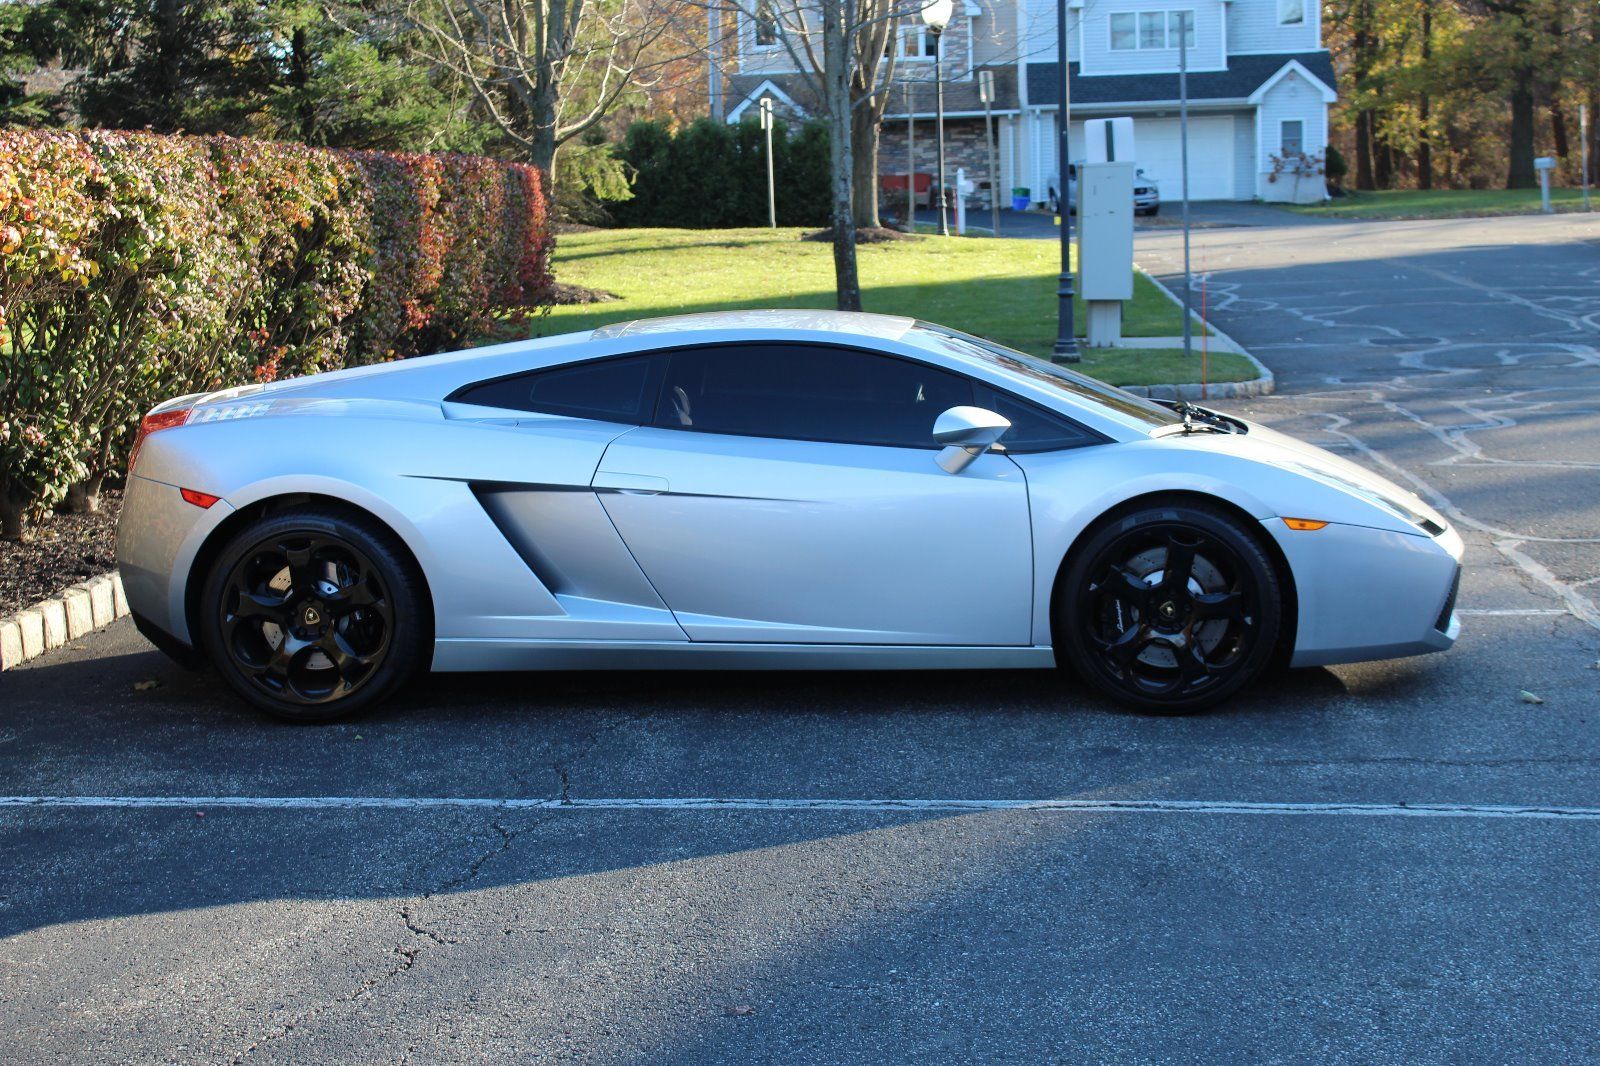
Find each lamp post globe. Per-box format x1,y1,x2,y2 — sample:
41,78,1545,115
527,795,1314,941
921,0,954,237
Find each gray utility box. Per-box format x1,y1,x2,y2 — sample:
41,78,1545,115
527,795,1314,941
1076,160,1135,347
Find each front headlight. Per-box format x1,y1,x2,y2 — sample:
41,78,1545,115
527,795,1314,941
1279,462,1445,535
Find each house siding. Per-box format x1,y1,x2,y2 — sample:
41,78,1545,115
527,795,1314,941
1078,0,1227,75
1255,67,1330,200
1227,0,1320,53
1232,107,1257,195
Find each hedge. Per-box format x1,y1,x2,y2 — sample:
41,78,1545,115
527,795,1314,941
612,117,831,229
0,128,552,538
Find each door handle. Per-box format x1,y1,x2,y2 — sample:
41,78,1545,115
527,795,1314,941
593,471,669,495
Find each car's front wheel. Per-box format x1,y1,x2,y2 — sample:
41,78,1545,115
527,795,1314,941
1057,502,1282,714
200,507,429,722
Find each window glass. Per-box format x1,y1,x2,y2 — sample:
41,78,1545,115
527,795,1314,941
910,323,1183,429
1278,0,1304,24
1281,119,1304,155
754,0,778,45
1109,12,1137,49
1139,11,1166,48
452,355,658,423
1168,10,1195,47
656,344,973,448
976,386,1100,452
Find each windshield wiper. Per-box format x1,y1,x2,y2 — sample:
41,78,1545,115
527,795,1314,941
1158,399,1240,434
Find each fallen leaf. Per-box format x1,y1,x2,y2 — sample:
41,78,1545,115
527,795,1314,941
725,1005,755,1017
194,811,205,819
1519,690,1544,705
353,734,364,741
132,679,160,692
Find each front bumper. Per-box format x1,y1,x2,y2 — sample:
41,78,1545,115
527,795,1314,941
1270,519,1464,668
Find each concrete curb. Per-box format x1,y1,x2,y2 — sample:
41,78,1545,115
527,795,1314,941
0,571,130,671
1118,266,1276,401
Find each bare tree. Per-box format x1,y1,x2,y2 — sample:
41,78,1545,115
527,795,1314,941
408,0,687,180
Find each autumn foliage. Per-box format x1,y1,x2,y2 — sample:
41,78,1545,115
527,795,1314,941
0,128,552,536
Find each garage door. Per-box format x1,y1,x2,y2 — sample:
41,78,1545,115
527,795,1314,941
1121,115,1236,201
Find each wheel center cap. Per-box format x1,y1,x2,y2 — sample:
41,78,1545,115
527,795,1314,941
1158,600,1179,621
302,605,322,627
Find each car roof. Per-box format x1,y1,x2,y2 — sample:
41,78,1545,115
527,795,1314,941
590,309,916,342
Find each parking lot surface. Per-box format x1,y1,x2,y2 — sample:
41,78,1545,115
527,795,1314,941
4,213,1599,1063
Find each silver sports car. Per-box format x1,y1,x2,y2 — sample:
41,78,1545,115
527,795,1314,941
117,310,1462,721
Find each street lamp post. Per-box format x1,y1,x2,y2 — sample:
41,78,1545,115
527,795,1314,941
921,0,954,237
1053,0,1078,361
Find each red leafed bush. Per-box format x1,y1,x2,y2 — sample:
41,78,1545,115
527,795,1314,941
0,129,553,538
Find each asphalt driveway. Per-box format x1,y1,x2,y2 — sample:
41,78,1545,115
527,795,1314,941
3,213,1600,1064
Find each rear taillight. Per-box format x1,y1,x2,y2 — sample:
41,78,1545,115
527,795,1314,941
129,407,191,473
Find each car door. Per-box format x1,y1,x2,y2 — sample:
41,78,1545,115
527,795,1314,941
594,343,1035,646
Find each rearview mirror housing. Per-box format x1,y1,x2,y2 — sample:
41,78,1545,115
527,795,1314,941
933,406,1011,474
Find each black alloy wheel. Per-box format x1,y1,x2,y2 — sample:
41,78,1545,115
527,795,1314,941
1059,503,1282,713
201,508,428,722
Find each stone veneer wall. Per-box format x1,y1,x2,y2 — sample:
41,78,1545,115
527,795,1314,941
879,119,1005,197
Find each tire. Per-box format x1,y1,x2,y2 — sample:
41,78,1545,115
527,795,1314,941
199,507,429,723
1056,502,1282,714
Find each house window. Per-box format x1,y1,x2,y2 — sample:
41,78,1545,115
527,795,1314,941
1110,9,1194,50
753,0,779,47
1278,0,1305,25
1281,119,1304,155
1109,12,1137,50
898,20,941,60
1168,10,1195,48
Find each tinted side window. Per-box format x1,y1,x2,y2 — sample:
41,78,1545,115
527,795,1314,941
977,385,1101,453
656,344,973,448
451,355,659,423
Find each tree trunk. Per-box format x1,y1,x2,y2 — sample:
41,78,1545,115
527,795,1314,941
1590,90,1600,185
0,478,25,541
851,107,881,229
1375,138,1395,189
291,24,316,143
1551,102,1569,159
1417,2,1432,190
1507,69,1537,188
64,472,105,515
1355,111,1376,191
824,0,861,311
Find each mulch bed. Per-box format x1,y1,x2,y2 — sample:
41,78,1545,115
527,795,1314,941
0,489,122,616
800,226,923,244
548,281,621,305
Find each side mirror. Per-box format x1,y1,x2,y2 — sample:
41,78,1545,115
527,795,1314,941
933,406,1010,474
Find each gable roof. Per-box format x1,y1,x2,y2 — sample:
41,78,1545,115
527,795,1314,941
1025,51,1337,108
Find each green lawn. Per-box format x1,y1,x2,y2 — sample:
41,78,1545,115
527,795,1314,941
1287,187,1596,220
529,227,1256,387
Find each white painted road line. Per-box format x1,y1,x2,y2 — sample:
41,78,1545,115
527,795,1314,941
2,795,1600,821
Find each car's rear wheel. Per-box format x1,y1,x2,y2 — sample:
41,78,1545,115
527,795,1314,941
1057,502,1282,714
200,508,428,722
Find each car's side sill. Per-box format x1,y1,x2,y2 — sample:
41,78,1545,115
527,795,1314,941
432,639,1058,672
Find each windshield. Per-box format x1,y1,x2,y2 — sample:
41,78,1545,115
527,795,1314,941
910,323,1183,428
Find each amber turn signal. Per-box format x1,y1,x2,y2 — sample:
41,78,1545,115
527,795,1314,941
179,488,222,509
1282,517,1329,531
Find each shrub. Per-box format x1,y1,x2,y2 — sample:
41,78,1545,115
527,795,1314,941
613,116,831,229
0,128,552,538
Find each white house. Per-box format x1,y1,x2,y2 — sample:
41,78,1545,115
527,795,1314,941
717,0,1336,205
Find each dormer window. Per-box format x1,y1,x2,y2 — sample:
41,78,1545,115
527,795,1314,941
1109,9,1194,50
1278,0,1305,25
897,19,942,60
753,0,779,47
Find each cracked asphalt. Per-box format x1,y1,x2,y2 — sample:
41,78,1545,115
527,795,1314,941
4,213,1600,1063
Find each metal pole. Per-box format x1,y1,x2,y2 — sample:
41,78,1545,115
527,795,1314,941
934,31,949,237
1583,104,1592,212
763,100,777,228
1179,15,1192,361
983,90,1000,236
1052,0,1078,361
907,79,916,228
